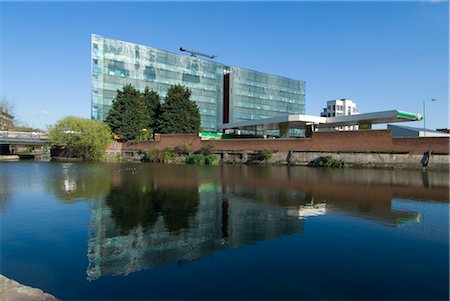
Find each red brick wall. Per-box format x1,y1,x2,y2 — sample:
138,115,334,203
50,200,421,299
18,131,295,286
392,137,449,154
121,130,449,155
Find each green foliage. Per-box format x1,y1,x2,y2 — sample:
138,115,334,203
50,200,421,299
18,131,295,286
186,153,220,165
48,116,112,161
143,147,174,163
205,154,220,165
11,126,44,132
186,154,206,165
157,84,201,134
142,87,161,130
309,155,347,168
105,84,160,141
173,142,192,155
256,149,273,161
198,142,215,155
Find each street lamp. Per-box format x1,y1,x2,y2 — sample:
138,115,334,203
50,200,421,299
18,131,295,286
423,98,436,137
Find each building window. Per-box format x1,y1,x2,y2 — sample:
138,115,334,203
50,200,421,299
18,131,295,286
144,66,156,80
182,73,200,83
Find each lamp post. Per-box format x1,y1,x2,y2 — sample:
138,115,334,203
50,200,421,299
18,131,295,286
423,98,436,137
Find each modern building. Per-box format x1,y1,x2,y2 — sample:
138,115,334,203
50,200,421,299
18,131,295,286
91,34,305,132
388,124,450,137
320,99,358,130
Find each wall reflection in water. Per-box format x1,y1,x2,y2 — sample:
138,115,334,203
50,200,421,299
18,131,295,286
69,164,447,280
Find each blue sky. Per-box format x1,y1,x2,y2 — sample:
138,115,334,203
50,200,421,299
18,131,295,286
1,1,448,130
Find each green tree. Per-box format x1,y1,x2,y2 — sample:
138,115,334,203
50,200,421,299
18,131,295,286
48,116,112,161
157,84,201,134
105,84,151,140
142,87,161,130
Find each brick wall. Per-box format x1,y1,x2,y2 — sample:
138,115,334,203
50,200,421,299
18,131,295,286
392,137,449,154
120,130,449,155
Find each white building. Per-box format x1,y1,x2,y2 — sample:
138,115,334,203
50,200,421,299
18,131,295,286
320,99,358,130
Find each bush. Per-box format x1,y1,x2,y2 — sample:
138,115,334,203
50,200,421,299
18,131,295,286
186,153,220,165
48,116,112,161
186,154,206,165
198,142,215,156
173,142,192,155
205,154,220,166
309,155,347,168
256,149,273,161
143,147,174,163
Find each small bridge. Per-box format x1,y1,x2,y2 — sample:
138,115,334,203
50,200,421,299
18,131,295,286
0,131,49,145
0,131,50,157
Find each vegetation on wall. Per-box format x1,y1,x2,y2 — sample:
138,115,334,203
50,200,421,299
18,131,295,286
308,155,347,168
256,149,273,162
142,148,174,163
48,116,112,161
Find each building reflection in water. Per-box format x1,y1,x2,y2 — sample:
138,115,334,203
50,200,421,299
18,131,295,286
86,164,448,280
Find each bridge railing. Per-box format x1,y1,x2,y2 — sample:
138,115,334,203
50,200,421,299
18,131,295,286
0,131,49,140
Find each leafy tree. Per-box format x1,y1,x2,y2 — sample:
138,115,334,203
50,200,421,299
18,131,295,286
142,87,161,130
157,84,201,134
105,84,152,141
48,116,112,161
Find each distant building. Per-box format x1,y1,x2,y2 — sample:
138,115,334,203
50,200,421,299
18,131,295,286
91,34,305,132
388,124,450,137
320,99,358,130
0,108,14,130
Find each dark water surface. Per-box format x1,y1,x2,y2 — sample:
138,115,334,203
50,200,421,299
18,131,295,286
0,162,448,300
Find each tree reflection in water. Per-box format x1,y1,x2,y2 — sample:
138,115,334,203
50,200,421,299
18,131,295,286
86,164,448,280
105,183,199,234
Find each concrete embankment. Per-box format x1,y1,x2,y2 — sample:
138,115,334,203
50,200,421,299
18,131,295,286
0,274,58,301
0,155,19,161
109,130,449,170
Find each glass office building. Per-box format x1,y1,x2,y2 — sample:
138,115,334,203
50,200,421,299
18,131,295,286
91,34,305,132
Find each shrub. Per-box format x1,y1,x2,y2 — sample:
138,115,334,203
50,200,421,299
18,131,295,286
198,142,215,156
257,149,273,161
205,154,220,166
186,154,206,165
186,153,220,165
173,142,192,155
309,155,347,168
143,147,174,163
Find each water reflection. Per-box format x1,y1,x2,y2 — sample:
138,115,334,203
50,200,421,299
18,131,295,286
83,164,448,280
47,163,112,202
0,172,10,209
87,165,302,280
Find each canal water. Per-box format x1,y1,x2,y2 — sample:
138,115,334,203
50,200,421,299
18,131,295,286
0,162,448,300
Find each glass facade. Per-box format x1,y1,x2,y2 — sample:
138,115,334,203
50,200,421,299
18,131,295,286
91,34,224,132
92,34,305,132
228,67,305,123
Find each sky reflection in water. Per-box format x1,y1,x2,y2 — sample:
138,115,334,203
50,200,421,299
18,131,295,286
0,162,448,300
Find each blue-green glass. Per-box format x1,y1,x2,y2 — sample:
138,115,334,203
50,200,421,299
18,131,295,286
91,34,306,133
91,34,224,132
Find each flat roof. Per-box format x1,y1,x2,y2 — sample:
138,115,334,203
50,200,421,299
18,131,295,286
219,110,422,131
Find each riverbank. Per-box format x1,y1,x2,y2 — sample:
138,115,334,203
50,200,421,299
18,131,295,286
0,275,58,301
47,130,450,170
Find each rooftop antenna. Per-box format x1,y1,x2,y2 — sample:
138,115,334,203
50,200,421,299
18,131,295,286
180,47,217,59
